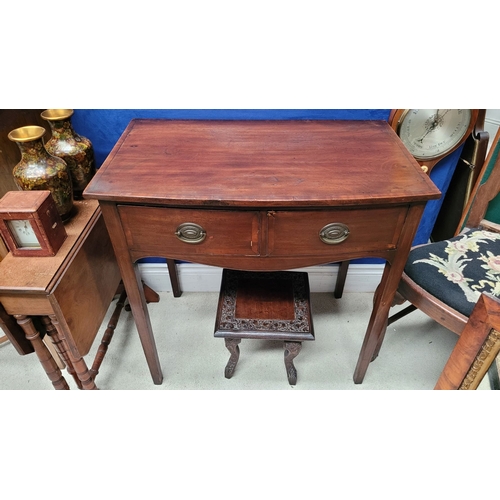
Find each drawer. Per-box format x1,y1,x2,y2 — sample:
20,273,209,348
267,207,407,257
118,205,261,259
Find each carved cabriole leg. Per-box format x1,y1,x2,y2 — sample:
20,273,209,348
89,290,127,379
14,315,69,390
48,314,97,390
284,341,302,385
224,338,241,378
40,316,82,389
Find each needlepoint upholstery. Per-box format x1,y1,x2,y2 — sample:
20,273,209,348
404,229,500,317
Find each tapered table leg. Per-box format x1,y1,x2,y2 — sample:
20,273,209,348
48,314,97,390
166,259,182,297
14,315,69,390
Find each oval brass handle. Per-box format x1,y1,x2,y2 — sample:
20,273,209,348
319,223,350,244
175,223,207,244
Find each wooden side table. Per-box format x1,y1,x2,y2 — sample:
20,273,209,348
0,199,122,389
83,119,441,386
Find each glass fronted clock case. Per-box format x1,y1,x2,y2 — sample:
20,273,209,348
0,190,67,257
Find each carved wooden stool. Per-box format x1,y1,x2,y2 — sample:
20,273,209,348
214,269,314,385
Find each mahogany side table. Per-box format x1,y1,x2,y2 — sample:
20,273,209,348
0,200,122,389
83,120,441,385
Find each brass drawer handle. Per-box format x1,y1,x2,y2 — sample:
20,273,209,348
175,223,207,244
319,223,350,244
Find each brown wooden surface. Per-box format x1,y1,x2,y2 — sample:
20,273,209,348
235,276,295,320
50,213,121,356
84,120,440,386
84,120,440,207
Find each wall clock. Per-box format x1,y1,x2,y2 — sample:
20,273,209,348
389,109,479,172
0,190,67,257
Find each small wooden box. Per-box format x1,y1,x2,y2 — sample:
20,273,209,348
0,190,67,257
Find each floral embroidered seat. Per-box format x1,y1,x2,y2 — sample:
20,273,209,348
405,229,500,317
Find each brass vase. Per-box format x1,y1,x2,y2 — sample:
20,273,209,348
41,109,95,199
8,125,74,220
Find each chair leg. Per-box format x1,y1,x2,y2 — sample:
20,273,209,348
284,341,302,385
224,338,241,378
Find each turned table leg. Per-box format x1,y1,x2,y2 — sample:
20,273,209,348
89,290,127,379
40,316,82,389
48,314,97,390
14,315,69,390
284,341,302,386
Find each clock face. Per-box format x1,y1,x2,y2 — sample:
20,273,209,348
7,219,41,249
397,109,472,160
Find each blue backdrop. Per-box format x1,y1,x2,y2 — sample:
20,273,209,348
72,109,460,261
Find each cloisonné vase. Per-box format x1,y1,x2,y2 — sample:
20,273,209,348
8,125,74,220
41,109,95,199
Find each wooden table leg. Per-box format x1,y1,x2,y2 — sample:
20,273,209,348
100,201,163,385
89,289,127,379
48,314,97,390
40,316,82,389
224,338,241,378
334,261,350,299
284,341,302,385
353,205,426,384
14,315,69,390
166,259,182,297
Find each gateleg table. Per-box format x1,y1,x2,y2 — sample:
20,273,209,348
0,200,122,389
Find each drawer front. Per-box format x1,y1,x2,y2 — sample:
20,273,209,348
268,207,407,257
118,205,261,259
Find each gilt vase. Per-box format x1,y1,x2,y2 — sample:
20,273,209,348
41,109,95,199
8,125,74,220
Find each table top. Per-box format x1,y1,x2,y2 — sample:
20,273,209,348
83,120,441,208
0,200,100,293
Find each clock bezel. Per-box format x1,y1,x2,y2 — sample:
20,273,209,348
6,219,42,249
